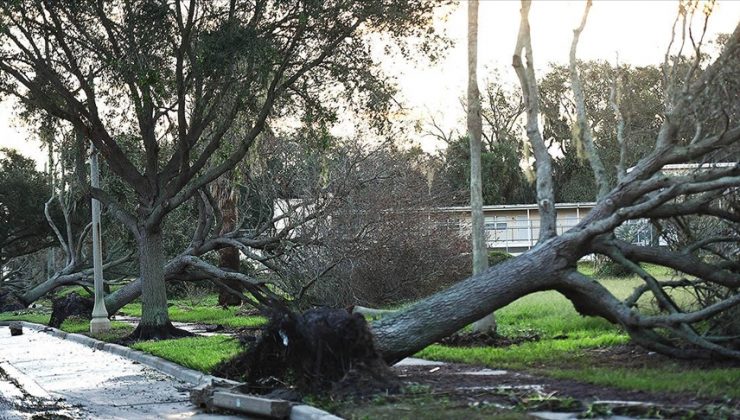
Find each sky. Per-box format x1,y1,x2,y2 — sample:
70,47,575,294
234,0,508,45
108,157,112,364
388,0,740,153
1,0,738,166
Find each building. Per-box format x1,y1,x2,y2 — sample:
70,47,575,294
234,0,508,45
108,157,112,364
438,202,596,255
440,163,736,255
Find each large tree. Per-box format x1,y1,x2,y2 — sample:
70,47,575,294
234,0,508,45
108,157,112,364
0,148,51,267
0,0,443,338
370,1,740,362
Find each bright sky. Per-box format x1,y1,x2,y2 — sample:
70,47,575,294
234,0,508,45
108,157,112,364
1,0,738,166
393,0,740,153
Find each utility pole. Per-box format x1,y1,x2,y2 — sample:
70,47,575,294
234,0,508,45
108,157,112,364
89,145,110,333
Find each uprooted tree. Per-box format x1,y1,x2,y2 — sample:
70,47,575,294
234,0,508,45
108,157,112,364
0,0,446,338
370,0,740,362
1,0,738,365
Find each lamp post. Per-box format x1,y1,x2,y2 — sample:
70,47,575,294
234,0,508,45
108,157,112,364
89,145,110,333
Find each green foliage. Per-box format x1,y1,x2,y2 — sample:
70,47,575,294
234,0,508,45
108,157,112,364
549,367,740,399
119,297,266,328
131,336,241,373
441,135,535,205
540,62,663,202
0,149,51,263
488,251,514,266
594,259,633,278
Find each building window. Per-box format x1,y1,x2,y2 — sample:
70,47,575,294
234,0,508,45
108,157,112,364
485,221,507,231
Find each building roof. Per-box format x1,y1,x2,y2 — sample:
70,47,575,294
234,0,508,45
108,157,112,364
437,202,597,213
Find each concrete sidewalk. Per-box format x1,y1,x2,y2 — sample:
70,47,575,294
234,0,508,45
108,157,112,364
0,326,243,419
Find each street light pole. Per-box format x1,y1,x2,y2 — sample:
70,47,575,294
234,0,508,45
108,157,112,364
89,144,110,333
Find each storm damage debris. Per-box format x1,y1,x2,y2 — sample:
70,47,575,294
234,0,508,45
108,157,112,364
215,307,400,397
8,322,22,336
48,292,94,328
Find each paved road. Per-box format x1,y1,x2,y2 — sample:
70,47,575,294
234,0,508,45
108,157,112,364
0,326,241,419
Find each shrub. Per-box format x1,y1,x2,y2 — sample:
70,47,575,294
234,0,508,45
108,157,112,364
595,259,633,278
488,251,514,266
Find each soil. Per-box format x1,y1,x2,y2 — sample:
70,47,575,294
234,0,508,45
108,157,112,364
214,307,400,397
438,331,541,347
48,292,93,328
365,344,740,419
119,321,194,343
579,343,740,370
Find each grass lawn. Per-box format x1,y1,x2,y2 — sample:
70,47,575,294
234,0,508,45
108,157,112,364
131,335,241,372
415,264,739,399
119,294,266,328
2,263,735,400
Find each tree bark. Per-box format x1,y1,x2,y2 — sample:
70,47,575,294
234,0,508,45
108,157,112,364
214,176,242,307
128,228,189,339
513,0,557,241
372,239,570,363
139,229,169,328
467,0,496,334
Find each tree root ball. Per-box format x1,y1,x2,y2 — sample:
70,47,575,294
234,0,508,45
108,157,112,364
215,307,400,397
49,292,94,328
0,290,26,313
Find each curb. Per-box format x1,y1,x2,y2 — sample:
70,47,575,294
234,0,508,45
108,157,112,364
0,320,342,419
0,320,231,386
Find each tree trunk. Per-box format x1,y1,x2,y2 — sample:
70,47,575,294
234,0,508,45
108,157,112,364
214,176,243,307
19,277,64,306
218,247,242,307
372,239,570,363
128,228,189,340
467,0,496,334
139,229,168,327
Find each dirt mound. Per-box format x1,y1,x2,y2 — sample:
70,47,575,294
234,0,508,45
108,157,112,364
0,289,26,312
214,307,400,397
48,292,94,328
438,331,540,347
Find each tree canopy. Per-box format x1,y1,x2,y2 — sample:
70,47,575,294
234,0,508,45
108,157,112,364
0,148,51,265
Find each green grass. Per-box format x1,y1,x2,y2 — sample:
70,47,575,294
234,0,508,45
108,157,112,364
131,335,241,373
417,333,629,370
119,298,266,328
550,367,740,399
416,274,736,399
59,318,131,334
0,312,50,324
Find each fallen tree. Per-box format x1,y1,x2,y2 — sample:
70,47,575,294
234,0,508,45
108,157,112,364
3,1,738,365
111,2,739,362
371,1,740,362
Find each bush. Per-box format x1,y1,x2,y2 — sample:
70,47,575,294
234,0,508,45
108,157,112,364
488,251,514,266
273,146,472,308
595,259,633,278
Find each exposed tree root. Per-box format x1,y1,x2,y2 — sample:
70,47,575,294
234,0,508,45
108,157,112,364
120,322,193,343
0,289,26,312
48,292,93,328
439,331,541,347
214,307,400,397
